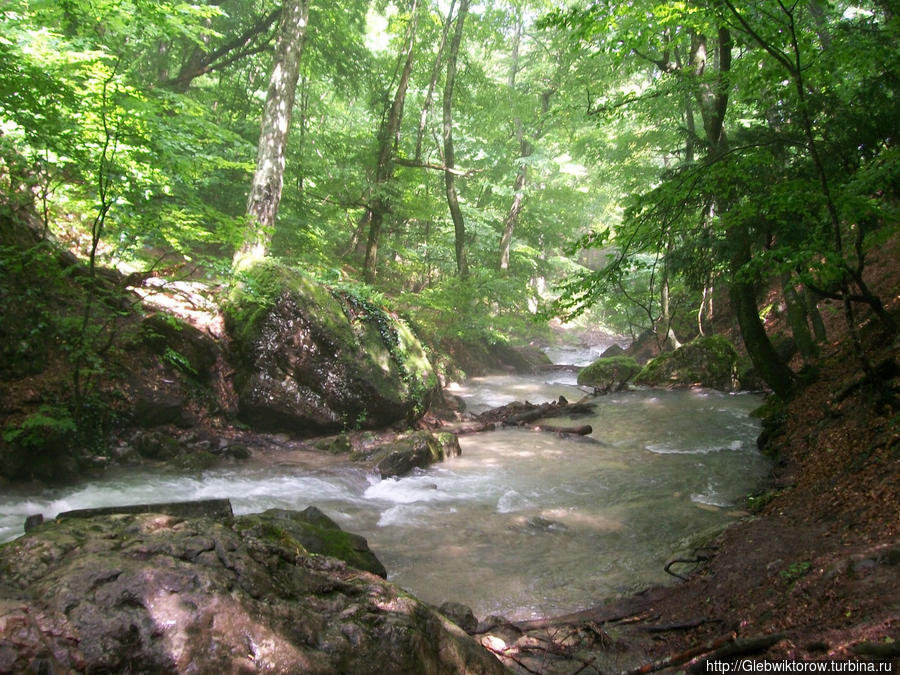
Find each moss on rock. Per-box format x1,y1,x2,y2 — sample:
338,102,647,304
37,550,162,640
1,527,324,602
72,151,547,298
635,335,740,391
233,507,387,578
577,355,641,392
223,260,438,433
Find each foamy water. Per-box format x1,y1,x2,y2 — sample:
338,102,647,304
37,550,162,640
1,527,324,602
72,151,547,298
0,373,769,620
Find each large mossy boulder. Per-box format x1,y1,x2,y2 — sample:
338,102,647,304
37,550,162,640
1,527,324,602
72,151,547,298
0,509,505,674
577,355,641,393
225,261,439,434
634,335,740,390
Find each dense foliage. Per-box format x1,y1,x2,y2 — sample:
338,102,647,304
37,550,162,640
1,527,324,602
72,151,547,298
1,0,898,399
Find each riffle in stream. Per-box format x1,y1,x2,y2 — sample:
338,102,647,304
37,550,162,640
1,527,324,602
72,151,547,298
0,369,770,622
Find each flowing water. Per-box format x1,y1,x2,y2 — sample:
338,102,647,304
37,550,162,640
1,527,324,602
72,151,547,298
0,353,771,621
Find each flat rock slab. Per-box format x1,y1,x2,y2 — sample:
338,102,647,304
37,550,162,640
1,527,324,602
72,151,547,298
56,498,235,521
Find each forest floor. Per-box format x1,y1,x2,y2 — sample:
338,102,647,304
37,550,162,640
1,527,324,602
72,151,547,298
484,250,900,673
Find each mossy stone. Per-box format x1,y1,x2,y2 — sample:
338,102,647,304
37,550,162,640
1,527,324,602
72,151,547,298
635,335,740,391
234,507,387,577
577,355,641,392
223,260,437,433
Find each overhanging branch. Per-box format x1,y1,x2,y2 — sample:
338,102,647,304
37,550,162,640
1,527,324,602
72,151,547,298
393,156,480,177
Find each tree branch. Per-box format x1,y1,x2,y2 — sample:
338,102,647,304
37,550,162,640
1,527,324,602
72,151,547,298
393,156,480,177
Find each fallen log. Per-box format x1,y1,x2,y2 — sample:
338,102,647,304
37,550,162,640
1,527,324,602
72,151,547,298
448,397,598,436
528,423,593,435
477,396,596,424
503,400,596,426
619,631,738,675
640,617,721,633
687,633,787,673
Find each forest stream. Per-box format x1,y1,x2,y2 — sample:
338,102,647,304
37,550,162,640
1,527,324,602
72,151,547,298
0,347,771,622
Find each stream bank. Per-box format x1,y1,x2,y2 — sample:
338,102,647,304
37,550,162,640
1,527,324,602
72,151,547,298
2,245,898,672
475,321,900,674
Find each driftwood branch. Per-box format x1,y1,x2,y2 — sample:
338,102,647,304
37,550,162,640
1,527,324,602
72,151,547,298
686,633,787,673
446,398,598,436
641,617,721,633
619,631,737,675
527,423,593,435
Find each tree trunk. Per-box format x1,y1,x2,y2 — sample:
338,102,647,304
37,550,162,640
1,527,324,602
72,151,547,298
781,272,817,360
363,0,420,283
166,9,280,92
415,0,456,163
498,13,526,271
690,24,793,396
443,0,470,278
730,231,795,398
234,0,309,267
805,287,828,343
659,263,681,351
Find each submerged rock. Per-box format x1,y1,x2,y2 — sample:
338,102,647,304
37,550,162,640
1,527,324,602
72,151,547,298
353,430,462,478
0,508,504,674
635,335,740,391
225,261,439,434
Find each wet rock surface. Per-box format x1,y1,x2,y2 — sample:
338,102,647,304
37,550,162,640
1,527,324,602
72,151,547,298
635,335,740,391
0,507,505,674
226,262,439,434
576,355,641,393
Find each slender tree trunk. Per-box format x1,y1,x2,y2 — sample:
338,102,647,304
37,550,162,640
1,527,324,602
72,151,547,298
234,0,309,267
659,259,681,351
805,287,828,343
415,0,456,163
363,0,420,283
498,12,526,272
443,0,470,278
782,272,817,360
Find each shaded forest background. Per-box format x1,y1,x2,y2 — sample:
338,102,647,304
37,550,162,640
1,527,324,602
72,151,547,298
1,0,898,427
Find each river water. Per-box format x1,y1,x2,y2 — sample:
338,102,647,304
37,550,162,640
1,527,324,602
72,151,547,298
0,353,770,621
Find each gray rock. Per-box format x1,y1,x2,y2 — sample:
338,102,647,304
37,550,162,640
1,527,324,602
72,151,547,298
439,601,479,634
358,431,457,478
635,336,740,391
0,509,505,674
132,388,191,428
577,355,641,393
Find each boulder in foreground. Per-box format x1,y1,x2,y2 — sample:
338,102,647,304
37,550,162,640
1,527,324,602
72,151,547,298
0,509,505,674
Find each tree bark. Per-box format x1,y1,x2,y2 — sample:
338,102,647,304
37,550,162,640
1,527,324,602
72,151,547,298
363,0,420,283
234,0,309,267
415,0,456,163
690,24,793,396
443,0,470,278
730,231,795,398
782,272,817,360
498,13,526,271
166,9,280,92
805,287,828,343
